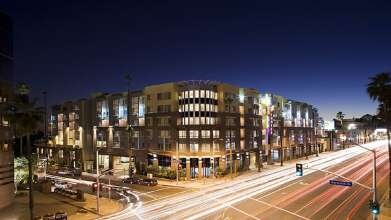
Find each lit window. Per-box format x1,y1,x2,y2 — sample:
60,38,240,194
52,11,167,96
214,92,218,99
200,90,205,98
206,104,210,111
189,90,194,98
185,91,188,98
189,117,194,125
195,90,199,98
179,143,187,152
189,104,194,111
190,143,199,152
195,104,199,111
190,130,199,138
179,130,187,138
201,130,210,138
200,117,205,124
201,143,210,152
194,117,200,125
213,142,219,152
213,130,220,138
206,90,210,98
200,104,205,111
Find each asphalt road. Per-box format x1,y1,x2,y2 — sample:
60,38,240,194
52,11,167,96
104,140,388,220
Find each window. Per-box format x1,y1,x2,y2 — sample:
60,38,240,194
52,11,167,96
213,130,220,138
59,150,64,159
179,130,187,138
157,92,171,100
157,105,171,113
189,90,194,98
213,142,219,152
179,143,187,152
189,130,199,138
226,117,235,126
194,104,199,111
159,130,170,138
195,90,199,98
201,143,210,152
201,130,210,138
190,143,199,152
225,130,235,138
113,131,121,147
200,90,205,98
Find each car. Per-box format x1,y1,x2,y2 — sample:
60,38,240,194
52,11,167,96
54,181,72,190
122,177,140,184
140,178,158,186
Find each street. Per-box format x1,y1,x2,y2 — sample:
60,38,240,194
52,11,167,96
102,140,388,220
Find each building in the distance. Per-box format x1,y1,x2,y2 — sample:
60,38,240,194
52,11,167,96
37,80,319,180
0,11,14,209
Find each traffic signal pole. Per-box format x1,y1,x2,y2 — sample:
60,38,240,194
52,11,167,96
298,141,378,219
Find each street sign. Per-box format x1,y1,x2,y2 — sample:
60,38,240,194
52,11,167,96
329,180,352,187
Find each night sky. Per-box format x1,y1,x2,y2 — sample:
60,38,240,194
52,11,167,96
2,0,391,120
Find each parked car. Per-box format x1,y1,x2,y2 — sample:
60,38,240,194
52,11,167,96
54,181,72,190
140,178,158,186
122,177,141,184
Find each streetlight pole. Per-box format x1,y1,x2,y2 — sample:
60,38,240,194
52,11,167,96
43,91,48,180
176,141,179,184
352,142,378,220
95,148,100,214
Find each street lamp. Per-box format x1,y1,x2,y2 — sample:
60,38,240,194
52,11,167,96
95,148,100,214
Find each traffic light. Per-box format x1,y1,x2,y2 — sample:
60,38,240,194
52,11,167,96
369,200,380,215
296,163,303,176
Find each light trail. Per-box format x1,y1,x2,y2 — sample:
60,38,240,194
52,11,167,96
101,140,387,220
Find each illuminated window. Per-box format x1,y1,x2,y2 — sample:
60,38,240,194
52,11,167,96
201,143,210,152
189,90,194,98
179,130,187,138
189,130,199,138
179,143,187,152
195,90,199,98
213,142,219,152
189,104,194,111
190,143,199,152
200,90,205,98
189,117,194,125
200,104,205,111
206,90,210,98
201,130,210,138
213,130,220,138
200,117,205,124
185,91,188,98
194,104,199,111
194,117,200,125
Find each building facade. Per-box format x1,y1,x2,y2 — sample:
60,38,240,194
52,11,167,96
0,11,14,209
38,80,318,180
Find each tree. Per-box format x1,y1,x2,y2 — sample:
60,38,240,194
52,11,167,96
366,72,391,202
11,83,42,220
336,111,346,149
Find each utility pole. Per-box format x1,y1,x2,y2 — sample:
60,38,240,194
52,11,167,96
280,116,284,167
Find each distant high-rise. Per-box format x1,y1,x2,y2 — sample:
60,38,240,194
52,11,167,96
0,11,14,209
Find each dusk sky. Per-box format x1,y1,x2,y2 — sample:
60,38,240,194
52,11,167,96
2,0,391,120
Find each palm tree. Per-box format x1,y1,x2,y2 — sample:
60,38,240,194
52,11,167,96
367,72,391,202
11,83,42,220
336,111,346,149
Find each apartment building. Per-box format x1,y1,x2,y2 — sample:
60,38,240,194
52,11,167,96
38,80,318,179
0,11,14,209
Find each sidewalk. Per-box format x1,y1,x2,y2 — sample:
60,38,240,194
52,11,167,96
0,190,124,220
157,152,329,189
378,191,391,220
